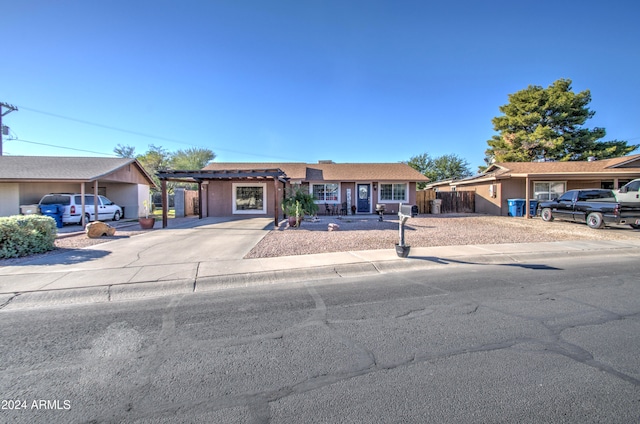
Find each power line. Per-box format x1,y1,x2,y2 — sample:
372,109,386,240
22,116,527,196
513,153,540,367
12,138,116,156
15,104,299,161
17,105,194,146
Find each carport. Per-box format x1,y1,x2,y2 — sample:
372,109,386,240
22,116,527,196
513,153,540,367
0,156,156,222
156,168,288,228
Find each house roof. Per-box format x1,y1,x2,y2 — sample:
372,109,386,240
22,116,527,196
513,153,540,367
485,154,640,177
202,162,429,182
0,156,156,185
425,154,640,189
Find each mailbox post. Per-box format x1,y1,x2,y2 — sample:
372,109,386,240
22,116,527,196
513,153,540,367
396,204,418,257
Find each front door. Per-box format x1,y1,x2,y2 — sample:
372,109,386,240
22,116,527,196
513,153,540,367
357,184,371,213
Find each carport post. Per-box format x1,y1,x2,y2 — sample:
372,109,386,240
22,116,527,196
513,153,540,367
80,183,86,227
273,178,279,227
197,181,203,219
93,180,99,221
525,175,531,218
161,179,168,228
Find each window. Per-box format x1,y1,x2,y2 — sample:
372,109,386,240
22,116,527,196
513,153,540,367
627,180,640,191
233,183,266,214
312,183,339,202
41,195,71,205
533,182,565,200
577,190,616,202
74,195,95,206
379,183,407,201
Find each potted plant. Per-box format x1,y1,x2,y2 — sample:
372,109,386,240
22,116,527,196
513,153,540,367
282,188,319,228
139,200,156,229
284,201,303,227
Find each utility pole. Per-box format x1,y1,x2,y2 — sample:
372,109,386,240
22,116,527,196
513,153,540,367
0,102,19,156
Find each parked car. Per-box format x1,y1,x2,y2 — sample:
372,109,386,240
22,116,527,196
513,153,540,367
537,189,640,229
615,179,640,204
38,193,123,225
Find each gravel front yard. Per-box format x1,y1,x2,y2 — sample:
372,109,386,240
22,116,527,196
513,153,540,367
2,214,639,265
245,214,640,258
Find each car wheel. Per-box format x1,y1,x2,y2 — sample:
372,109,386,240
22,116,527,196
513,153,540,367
113,210,121,221
540,208,553,222
85,213,91,224
586,212,604,229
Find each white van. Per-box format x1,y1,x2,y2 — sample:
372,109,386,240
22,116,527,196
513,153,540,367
38,193,123,225
615,179,640,204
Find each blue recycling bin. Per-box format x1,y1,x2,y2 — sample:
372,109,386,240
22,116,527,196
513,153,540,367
40,204,64,228
529,200,538,216
507,199,525,217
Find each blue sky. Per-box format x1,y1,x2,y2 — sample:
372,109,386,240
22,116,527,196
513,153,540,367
2,0,639,171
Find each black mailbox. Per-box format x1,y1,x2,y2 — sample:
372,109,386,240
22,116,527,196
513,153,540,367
400,204,418,218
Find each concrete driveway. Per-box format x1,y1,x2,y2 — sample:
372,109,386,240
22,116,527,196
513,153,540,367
0,217,274,294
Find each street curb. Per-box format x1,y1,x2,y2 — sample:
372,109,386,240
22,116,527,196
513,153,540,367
3,245,640,309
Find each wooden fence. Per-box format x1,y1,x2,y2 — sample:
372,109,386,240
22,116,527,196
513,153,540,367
184,189,199,216
416,190,475,214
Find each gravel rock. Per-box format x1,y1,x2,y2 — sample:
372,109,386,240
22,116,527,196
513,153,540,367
245,214,640,258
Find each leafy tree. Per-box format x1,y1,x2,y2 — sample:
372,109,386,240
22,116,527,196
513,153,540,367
431,154,473,182
113,144,136,158
135,145,171,189
407,153,472,188
128,145,218,191
406,153,433,182
485,78,638,163
169,147,216,170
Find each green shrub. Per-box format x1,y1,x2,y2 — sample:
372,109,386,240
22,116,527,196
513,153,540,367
0,215,58,259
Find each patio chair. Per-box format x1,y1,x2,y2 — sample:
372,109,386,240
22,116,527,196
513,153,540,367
340,202,348,215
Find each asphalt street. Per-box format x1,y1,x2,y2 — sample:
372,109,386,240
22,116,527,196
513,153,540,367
1,253,639,423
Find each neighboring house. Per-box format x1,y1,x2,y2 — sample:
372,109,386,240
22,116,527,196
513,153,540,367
426,154,640,217
0,156,156,219
157,161,429,226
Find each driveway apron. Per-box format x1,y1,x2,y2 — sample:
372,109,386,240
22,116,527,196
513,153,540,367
0,218,273,293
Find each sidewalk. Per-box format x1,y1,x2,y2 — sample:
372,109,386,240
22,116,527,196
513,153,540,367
2,216,640,309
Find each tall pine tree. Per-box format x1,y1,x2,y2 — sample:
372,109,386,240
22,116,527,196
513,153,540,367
485,79,637,163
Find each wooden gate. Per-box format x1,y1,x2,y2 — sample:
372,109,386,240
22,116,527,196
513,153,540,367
417,190,475,214
416,190,436,213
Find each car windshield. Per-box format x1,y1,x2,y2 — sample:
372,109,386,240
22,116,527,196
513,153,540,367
100,196,114,205
40,195,71,205
558,192,575,202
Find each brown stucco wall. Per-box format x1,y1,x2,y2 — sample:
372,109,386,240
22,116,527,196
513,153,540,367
470,182,501,215
340,182,356,211
567,180,600,190
204,179,282,219
202,180,419,218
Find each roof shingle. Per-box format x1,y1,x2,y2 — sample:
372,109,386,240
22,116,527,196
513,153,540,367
203,162,429,181
0,156,148,182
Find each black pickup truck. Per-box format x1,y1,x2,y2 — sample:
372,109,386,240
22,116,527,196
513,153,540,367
537,189,640,229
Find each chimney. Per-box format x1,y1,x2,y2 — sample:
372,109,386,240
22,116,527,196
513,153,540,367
587,156,596,162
